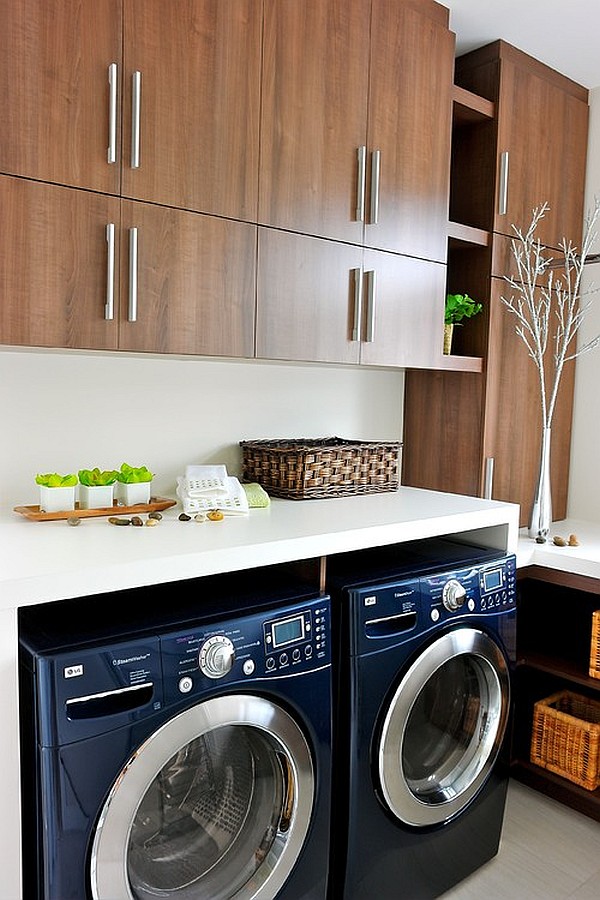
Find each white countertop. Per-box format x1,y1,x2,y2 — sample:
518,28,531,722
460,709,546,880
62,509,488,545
1,487,520,610
517,518,600,580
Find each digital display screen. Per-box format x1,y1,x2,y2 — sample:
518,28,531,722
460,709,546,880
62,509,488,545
272,615,304,648
484,568,502,591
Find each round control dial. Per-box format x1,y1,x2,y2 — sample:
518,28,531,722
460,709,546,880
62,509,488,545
442,579,467,611
199,635,235,679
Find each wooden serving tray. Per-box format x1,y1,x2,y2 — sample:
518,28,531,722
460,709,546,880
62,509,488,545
14,497,177,522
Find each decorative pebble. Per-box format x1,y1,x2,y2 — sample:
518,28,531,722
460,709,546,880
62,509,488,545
131,516,144,527
67,516,81,526
553,535,567,546
535,536,546,544
194,513,207,523
145,518,159,526
179,513,191,521
108,516,132,526
568,533,580,546
148,511,162,521
207,509,224,521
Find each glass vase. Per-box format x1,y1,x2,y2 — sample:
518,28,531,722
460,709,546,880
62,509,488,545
528,426,552,541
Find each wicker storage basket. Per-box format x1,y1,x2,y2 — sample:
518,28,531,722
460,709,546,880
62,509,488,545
530,690,600,790
589,610,600,680
239,438,401,500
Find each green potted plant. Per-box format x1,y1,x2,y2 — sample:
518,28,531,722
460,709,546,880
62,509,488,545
444,293,483,355
78,468,119,509
36,472,78,513
116,463,154,506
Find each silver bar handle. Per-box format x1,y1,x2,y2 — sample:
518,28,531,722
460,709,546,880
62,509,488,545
484,457,494,499
131,70,142,169
107,63,118,164
104,223,115,320
498,151,509,215
351,267,363,341
365,269,376,342
370,149,381,225
356,146,366,222
128,227,138,322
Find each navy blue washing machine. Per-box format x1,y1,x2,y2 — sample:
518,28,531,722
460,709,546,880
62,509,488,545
326,538,517,900
19,569,332,900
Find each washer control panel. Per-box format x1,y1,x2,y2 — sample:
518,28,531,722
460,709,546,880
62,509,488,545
159,595,331,702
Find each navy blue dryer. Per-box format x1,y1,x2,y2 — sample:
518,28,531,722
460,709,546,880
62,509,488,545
327,539,517,899
19,572,332,900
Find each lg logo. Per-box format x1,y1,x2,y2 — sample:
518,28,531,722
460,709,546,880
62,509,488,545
63,664,84,679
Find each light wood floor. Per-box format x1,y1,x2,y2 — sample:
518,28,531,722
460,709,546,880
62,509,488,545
442,779,600,899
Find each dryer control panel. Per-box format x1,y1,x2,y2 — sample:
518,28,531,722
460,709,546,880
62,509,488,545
422,555,516,622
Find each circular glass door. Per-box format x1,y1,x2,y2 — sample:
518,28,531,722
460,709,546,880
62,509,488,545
377,627,510,827
90,694,314,900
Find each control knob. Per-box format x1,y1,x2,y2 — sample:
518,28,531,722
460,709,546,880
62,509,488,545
442,579,467,611
199,635,235,679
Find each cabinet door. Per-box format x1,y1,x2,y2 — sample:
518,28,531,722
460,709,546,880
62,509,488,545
259,0,370,243
0,176,120,350
256,229,362,365
0,0,122,194
121,0,261,221
118,202,256,357
482,278,575,524
495,58,589,249
365,0,454,261
359,251,445,368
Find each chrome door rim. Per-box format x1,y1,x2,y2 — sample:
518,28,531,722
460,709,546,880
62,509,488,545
90,694,314,900
378,627,510,827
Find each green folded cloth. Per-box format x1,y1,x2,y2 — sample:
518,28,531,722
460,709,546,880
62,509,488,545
242,482,271,508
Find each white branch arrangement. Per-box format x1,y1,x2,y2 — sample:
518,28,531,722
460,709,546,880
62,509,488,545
501,199,600,430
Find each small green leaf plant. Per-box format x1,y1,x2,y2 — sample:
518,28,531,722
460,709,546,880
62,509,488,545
116,463,153,484
78,468,119,487
445,293,483,326
35,473,78,487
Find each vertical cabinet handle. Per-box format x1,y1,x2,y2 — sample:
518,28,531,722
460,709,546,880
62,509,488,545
351,267,363,341
356,146,366,222
365,270,376,342
104,223,115,321
131,71,142,169
107,64,118,164
484,457,494,499
369,150,381,225
498,151,509,215
128,227,138,322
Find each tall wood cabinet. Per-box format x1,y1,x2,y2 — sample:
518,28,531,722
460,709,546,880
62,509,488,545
402,41,589,527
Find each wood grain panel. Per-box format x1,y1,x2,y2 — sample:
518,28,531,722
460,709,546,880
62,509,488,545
256,229,362,365
0,0,122,193
365,0,454,261
259,0,370,243
122,0,262,221
118,201,256,357
0,176,120,350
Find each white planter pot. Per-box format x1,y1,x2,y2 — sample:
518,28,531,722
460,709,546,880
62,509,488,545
39,485,76,513
117,481,152,506
79,484,115,510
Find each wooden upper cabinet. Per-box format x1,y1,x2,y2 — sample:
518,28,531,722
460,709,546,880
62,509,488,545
455,41,589,250
259,0,370,244
365,0,454,261
0,176,120,350
122,0,262,221
118,202,256,357
0,0,122,194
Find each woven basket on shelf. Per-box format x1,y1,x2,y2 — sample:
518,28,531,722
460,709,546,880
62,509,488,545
589,610,600,679
239,438,402,500
530,690,600,790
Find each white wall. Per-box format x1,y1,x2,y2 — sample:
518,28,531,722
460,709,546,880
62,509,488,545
568,86,600,521
0,349,404,510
